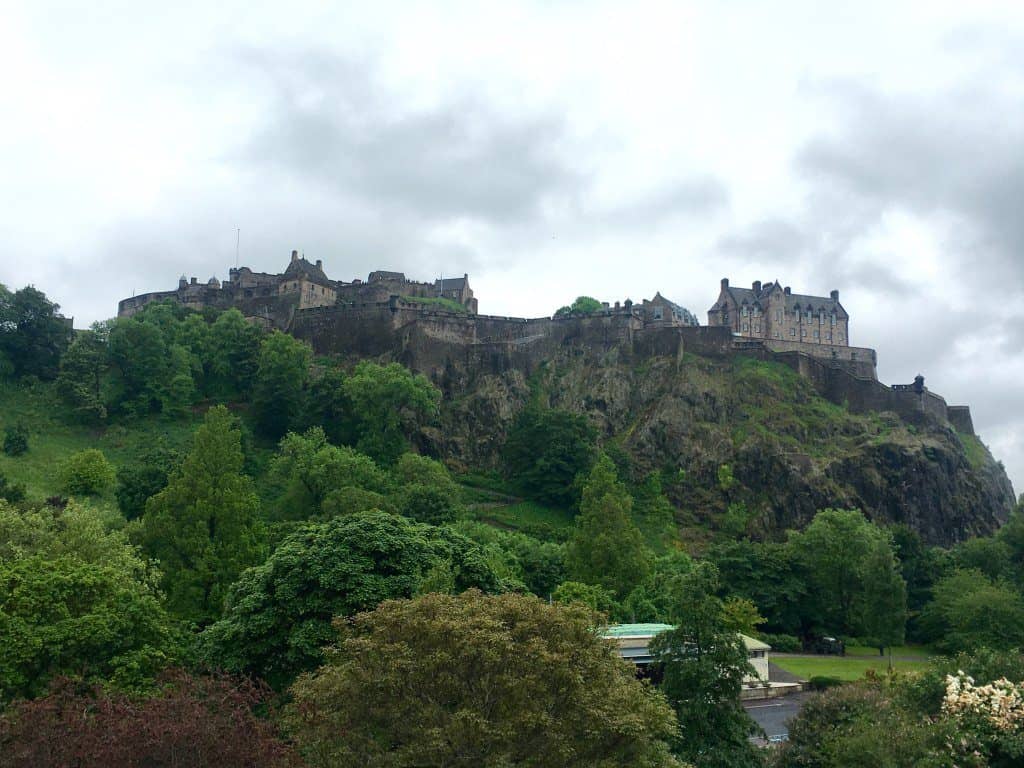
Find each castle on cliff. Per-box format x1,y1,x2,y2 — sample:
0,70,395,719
116,256,975,438
118,250,479,317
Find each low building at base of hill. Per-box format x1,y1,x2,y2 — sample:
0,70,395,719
603,623,770,685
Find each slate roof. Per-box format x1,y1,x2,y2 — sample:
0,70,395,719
283,258,331,285
650,292,700,326
368,270,407,282
435,276,468,291
724,281,848,318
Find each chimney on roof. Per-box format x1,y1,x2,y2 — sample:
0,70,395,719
721,277,729,289
830,289,839,301
753,280,762,293
315,259,323,269
784,286,791,295
291,250,298,263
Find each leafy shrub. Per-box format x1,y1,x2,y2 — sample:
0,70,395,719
396,484,458,525
0,671,298,768
2,425,28,456
0,473,26,503
808,675,844,691
759,633,801,653
58,449,116,496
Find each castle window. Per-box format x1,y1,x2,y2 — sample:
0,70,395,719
830,314,836,326
742,323,749,332
801,329,807,337
775,310,782,322
774,331,780,339
754,323,761,333
814,330,820,339
826,333,832,342
790,328,796,337
741,306,748,317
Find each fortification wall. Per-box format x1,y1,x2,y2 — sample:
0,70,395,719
286,299,974,436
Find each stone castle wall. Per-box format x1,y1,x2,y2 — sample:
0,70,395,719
287,299,974,436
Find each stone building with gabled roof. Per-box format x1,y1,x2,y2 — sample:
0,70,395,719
279,250,337,309
641,292,700,327
707,278,850,347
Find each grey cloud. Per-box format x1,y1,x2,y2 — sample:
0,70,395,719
796,78,1024,286
233,48,584,225
600,177,729,228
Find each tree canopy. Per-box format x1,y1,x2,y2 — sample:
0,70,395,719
284,590,684,768
198,511,504,689
0,501,179,702
503,405,596,507
138,406,264,624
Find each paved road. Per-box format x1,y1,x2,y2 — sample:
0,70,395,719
743,692,813,741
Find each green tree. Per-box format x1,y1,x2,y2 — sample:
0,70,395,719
650,563,762,768
551,580,617,615
2,424,28,457
197,511,503,689
107,317,168,414
0,500,179,701
252,331,312,439
56,328,109,422
341,361,440,464
919,568,1024,653
270,428,389,520
284,591,684,768
857,539,907,658
58,448,116,496
707,539,807,636
139,406,264,624
503,406,596,507
890,524,951,639
207,309,262,396
0,285,71,380
777,680,951,768
115,443,181,521
389,453,460,523
553,295,604,317
787,508,906,638
566,454,652,600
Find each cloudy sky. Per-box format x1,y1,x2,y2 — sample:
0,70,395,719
2,1,1023,492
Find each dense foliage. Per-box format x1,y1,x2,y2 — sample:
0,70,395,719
0,671,298,767
4,281,1024,767
0,501,179,701
503,405,596,507
138,406,264,624
198,511,504,689
285,590,685,768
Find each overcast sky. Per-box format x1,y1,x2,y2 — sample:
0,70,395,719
2,1,1022,494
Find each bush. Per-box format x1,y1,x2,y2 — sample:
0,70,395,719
759,633,801,653
0,473,26,503
2,425,28,456
58,449,116,496
808,675,844,691
396,484,458,525
0,671,298,768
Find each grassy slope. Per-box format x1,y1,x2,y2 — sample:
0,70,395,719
0,382,199,502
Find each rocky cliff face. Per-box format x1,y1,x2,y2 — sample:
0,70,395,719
425,345,1015,546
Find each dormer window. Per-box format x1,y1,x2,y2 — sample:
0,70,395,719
741,306,749,317
830,314,836,326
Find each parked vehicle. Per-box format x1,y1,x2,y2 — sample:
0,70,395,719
803,635,845,655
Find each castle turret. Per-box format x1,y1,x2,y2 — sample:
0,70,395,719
179,275,188,289
291,249,298,263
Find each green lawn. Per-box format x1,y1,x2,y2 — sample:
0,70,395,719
773,654,930,682
845,644,932,659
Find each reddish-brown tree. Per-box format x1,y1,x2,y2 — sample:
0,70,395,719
0,669,299,768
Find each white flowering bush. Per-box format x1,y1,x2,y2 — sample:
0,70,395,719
941,672,1024,766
